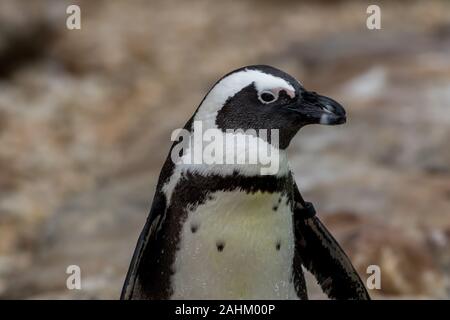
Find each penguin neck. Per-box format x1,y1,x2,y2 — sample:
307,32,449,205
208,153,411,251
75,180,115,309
178,130,290,178
163,128,291,204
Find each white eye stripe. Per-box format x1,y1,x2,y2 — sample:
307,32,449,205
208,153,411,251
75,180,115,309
195,69,296,128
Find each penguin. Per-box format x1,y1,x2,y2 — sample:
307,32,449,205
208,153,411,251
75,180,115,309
121,65,370,300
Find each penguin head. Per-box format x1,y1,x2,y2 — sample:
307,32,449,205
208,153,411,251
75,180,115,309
194,65,346,149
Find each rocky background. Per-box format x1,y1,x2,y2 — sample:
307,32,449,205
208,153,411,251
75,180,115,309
0,0,449,299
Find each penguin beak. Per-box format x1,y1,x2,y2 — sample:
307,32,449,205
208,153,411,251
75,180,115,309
287,90,346,125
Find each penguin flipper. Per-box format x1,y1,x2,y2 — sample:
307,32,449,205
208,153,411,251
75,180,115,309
293,184,370,300
120,191,167,300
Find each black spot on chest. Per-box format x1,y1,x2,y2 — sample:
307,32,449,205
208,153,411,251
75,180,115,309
190,223,199,233
216,241,225,252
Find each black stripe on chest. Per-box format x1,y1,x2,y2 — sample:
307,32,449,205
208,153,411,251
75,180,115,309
172,171,291,209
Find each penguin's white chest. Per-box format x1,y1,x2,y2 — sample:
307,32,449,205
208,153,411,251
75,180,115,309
170,190,298,299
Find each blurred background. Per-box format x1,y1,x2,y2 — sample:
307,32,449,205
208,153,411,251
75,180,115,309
0,0,449,299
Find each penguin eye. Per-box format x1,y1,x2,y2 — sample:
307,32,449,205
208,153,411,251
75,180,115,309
258,91,277,104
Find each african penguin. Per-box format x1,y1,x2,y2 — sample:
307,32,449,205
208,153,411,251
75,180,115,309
121,65,370,300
